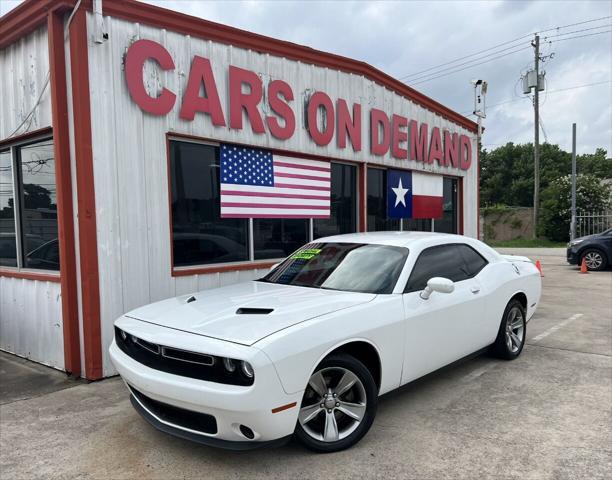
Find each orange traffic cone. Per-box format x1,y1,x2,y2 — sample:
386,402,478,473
535,260,544,277
580,258,589,274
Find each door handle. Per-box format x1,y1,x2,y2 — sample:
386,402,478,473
470,286,480,294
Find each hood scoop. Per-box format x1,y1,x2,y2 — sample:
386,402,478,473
235,307,274,315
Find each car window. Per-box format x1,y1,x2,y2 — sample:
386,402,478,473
404,245,470,293
456,244,488,277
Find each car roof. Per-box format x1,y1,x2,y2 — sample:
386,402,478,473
314,231,465,248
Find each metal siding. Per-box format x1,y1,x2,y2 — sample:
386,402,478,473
0,276,65,370
0,27,52,139
87,14,478,376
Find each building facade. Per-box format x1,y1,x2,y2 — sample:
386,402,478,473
0,0,479,379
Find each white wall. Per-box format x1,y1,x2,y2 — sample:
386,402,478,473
86,14,479,376
0,276,65,369
0,27,64,370
0,27,52,139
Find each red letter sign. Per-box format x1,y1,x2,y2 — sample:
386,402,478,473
409,120,428,162
337,99,362,152
391,114,408,160
444,131,459,168
307,92,335,146
266,80,295,140
125,39,176,115
179,56,226,125
370,109,390,156
429,127,444,166
229,66,265,134
459,135,472,170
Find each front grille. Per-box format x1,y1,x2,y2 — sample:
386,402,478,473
129,385,217,434
115,326,254,386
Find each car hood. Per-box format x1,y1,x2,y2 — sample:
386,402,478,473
125,281,376,346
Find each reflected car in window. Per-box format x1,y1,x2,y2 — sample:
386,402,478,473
110,232,541,452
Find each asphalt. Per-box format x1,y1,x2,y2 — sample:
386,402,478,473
1,248,610,480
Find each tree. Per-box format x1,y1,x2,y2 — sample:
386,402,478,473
480,143,612,207
539,174,612,241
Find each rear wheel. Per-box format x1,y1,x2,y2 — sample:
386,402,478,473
294,354,377,453
492,299,526,360
581,249,607,271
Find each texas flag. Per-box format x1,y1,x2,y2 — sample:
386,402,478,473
387,170,443,219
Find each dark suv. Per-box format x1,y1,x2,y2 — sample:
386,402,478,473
567,228,612,271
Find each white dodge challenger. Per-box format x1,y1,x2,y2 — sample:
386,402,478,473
110,232,541,452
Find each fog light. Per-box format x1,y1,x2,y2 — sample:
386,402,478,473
223,357,236,372
240,361,254,378
239,424,255,439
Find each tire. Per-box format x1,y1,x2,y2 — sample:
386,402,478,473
492,299,526,360
294,354,377,453
581,248,608,271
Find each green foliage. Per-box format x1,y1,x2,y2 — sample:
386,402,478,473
480,143,612,207
540,174,612,241
486,238,567,248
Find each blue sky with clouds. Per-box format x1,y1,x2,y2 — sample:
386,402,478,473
2,0,611,154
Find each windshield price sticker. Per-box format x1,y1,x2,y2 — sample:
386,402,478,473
291,249,321,260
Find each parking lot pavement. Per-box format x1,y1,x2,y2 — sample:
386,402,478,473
1,248,610,480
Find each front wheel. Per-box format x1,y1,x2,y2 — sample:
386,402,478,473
581,248,607,271
492,299,526,360
294,354,377,453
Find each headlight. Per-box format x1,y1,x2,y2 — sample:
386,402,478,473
223,357,236,372
569,239,584,246
241,361,254,378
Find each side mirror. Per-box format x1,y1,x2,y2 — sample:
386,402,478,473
420,277,455,300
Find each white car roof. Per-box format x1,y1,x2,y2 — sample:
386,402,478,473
313,231,502,262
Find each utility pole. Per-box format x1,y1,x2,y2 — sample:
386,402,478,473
532,34,540,239
570,123,577,241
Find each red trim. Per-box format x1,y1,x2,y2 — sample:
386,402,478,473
69,7,103,380
173,262,277,277
0,127,53,148
359,164,367,232
1,0,476,134
48,11,81,376
458,177,464,235
0,269,60,283
0,0,73,49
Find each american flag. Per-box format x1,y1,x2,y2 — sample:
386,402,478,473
220,144,331,218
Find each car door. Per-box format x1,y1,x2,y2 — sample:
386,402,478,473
400,244,489,385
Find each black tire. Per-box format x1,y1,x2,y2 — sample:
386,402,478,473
294,354,377,453
581,248,608,271
492,299,526,360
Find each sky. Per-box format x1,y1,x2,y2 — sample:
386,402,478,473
2,0,611,155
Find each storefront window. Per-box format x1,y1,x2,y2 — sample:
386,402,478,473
254,219,309,259
0,138,60,271
0,150,16,267
313,163,357,239
170,141,249,266
367,167,399,231
434,177,458,234
402,218,432,232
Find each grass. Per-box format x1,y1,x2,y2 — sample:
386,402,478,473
486,238,567,248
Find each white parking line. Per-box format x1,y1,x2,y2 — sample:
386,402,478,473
530,314,584,342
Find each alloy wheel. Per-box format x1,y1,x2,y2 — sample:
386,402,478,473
584,251,603,270
298,367,367,443
504,306,525,353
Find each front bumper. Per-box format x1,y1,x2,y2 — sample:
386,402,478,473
109,318,302,448
566,246,580,265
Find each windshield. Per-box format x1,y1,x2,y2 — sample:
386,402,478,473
259,242,408,294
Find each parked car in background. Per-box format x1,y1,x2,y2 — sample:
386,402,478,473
110,232,541,452
567,228,612,271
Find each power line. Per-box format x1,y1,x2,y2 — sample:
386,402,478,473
410,46,532,86
542,23,612,39
398,15,612,83
461,80,612,115
546,30,612,43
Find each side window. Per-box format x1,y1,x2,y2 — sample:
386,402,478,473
405,245,469,292
456,244,488,277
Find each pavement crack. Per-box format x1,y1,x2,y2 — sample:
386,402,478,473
525,343,612,358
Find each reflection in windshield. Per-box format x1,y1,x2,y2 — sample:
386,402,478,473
259,242,408,294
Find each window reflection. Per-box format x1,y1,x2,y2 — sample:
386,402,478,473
367,167,399,231
313,163,357,239
0,150,17,267
254,219,308,260
170,141,249,266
